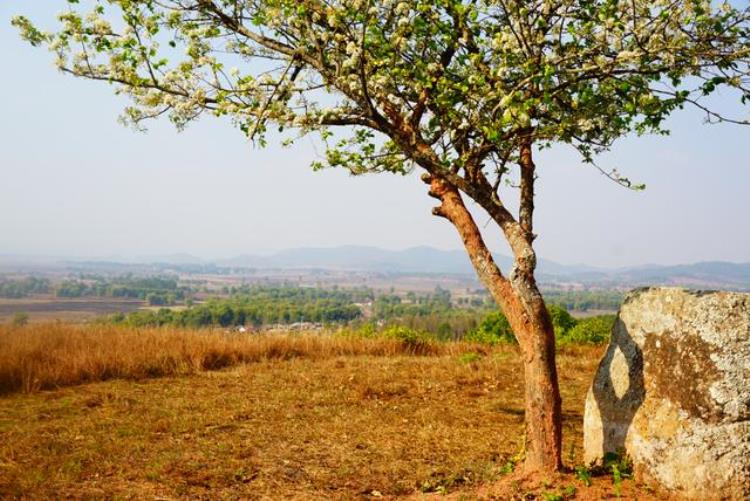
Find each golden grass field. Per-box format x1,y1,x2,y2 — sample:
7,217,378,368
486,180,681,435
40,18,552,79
0,324,665,499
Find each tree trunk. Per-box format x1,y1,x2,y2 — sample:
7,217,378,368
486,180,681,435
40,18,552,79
515,300,563,472
425,174,563,473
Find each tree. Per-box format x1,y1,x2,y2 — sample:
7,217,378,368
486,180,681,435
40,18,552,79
547,304,577,339
14,0,750,472
467,310,515,344
562,314,616,345
11,312,30,327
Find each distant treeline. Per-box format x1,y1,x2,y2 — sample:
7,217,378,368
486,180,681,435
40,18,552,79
228,284,374,304
110,287,363,328
3,272,624,314
373,286,454,318
0,273,189,304
543,289,623,312
464,305,615,345
367,287,489,339
0,275,184,300
0,278,51,298
101,284,616,344
56,275,187,305
4,273,622,344
107,285,489,331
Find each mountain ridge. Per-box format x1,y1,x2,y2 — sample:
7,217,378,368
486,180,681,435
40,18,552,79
213,246,749,289
2,247,748,289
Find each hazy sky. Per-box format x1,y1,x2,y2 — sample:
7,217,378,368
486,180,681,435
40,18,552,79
1,3,749,267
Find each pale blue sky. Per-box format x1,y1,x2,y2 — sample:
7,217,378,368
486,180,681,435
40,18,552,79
1,3,748,267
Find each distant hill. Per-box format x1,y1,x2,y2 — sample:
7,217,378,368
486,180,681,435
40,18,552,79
607,261,750,289
216,246,750,290
132,253,205,265
3,247,747,290
219,246,479,273
219,245,510,274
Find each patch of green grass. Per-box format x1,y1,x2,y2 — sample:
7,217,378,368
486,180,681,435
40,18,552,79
562,484,577,498
574,464,592,487
458,352,482,364
604,451,633,497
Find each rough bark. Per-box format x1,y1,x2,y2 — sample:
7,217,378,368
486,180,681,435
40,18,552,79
518,299,563,472
424,174,563,473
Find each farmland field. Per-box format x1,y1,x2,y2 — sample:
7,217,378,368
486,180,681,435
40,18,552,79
0,297,145,324
0,324,665,499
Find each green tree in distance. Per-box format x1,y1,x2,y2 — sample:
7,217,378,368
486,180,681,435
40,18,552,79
14,0,750,472
11,312,30,327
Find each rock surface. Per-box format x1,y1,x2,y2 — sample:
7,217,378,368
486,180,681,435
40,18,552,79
583,287,749,500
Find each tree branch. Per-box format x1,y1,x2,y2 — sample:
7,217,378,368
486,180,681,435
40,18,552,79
518,134,536,242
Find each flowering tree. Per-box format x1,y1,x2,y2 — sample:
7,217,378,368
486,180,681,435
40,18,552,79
14,0,750,472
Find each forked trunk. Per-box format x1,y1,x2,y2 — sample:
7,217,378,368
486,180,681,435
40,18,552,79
425,174,563,473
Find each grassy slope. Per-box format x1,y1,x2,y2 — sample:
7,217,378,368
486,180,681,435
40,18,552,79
0,325,664,499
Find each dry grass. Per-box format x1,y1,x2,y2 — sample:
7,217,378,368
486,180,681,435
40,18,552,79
0,324,470,395
0,324,665,499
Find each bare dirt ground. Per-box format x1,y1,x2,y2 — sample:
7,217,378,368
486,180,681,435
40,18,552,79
0,335,665,499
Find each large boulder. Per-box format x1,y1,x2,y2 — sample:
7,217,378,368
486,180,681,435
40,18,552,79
583,287,749,499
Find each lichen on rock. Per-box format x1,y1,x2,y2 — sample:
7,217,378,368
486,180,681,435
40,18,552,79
583,287,750,500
